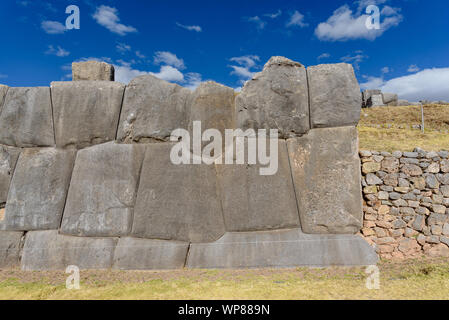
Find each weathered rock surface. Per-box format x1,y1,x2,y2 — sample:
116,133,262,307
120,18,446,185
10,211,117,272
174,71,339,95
0,146,20,203
60,142,146,237
307,63,361,128
131,143,225,243
72,61,115,81
216,140,300,231
1,148,75,231
187,229,378,268
188,81,235,143
287,126,363,234
113,237,189,270
21,230,117,270
51,81,125,148
235,56,309,138
0,231,23,268
0,85,8,111
367,94,385,107
0,87,54,147
117,75,191,142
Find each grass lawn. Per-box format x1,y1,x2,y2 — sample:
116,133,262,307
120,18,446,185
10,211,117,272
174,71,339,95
358,104,449,152
1,258,449,300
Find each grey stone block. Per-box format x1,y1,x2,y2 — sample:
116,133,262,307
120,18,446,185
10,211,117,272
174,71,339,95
113,237,189,270
186,228,378,268
51,81,125,148
117,75,191,142
382,93,398,105
235,56,309,139
0,87,54,147
60,142,146,237
72,61,115,81
0,85,8,112
0,145,20,203
367,94,385,107
21,230,117,270
287,126,363,234
307,63,361,128
216,140,300,232
132,143,225,243
0,231,23,268
1,148,75,231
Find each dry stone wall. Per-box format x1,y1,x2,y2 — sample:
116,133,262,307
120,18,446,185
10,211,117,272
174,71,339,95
0,57,379,270
360,149,449,259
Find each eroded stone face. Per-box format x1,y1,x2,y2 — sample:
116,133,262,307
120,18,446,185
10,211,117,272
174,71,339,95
60,142,146,237
0,231,23,268
0,85,8,112
307,63,361,128
235,56,309,138
216,140,300,232
0,87,54,147
117,75,191,142
287,126,363,234
21,230,117,270
0,146,20,203
72,61,115,81
51,81,125,149
1,148,75,231
131,143,225,243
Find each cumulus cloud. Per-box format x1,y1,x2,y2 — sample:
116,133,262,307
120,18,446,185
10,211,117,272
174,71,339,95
408,64,420,73
41,21,66,34
229,55,260,83
184,73,203,91
381,66,390,74
93,5,137,36
154,51,185,70
45,45,70,57
360,68,449,101
150,65,184,82
114,64,149,84
176,22,202,32
315,3,402,41
286,10,308,28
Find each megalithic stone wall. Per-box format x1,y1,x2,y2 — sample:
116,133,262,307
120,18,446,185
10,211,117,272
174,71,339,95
0,57,378,270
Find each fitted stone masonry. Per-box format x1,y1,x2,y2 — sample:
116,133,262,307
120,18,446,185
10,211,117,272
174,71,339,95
0,57,378,270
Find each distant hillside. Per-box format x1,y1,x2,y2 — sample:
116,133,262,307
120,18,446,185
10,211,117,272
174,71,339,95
358,104,449,152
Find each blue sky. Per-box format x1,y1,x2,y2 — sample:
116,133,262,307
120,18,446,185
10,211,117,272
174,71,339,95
1,0,448,101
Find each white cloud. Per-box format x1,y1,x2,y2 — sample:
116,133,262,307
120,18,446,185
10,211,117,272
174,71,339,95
154,51,185,70
176,22,202,32
229,55,260,83
247,16,266,30
340,51,368,70
114,64,150,84
41,21,66,34
151,65,184,82
286,10,308,28
45,45,70,57
381,66,390,74
93,5,137,36
317,53,331,60
360,68,449,101
264,10,282,19
135,51,146,59
408,64,420,73
315,4,402,41
116,43,131,54
184,73,203,91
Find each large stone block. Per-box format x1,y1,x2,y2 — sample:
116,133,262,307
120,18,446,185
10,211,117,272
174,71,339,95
0,85,8,111
0,146,20,203
307,63,361,128
186,229,378,268
60,142,146,237
21,230,117,270
287,126,363,234
0,87,54,147
117,75,191,142
216,140,300,231
51,81,125,148
382,93,398,106
188,81,235,138
0,231,23,268
235,56,309,139
72,61,115,81
113,237,189,270
0,148,75,231
132,143,225,243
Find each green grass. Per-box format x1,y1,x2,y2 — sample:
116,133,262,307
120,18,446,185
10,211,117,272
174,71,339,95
1,259,449,300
